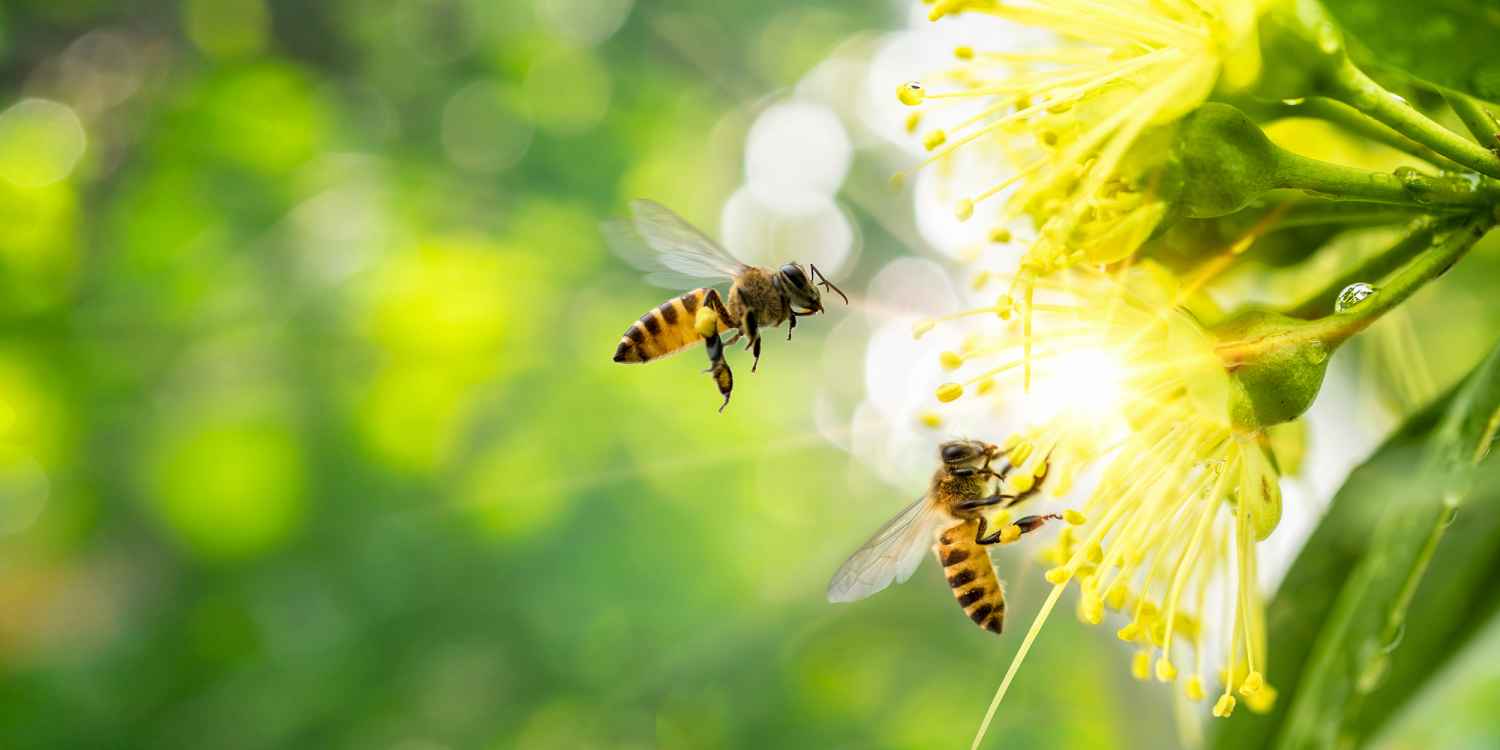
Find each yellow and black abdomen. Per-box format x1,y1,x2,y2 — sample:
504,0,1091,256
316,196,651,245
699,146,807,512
936,519,1005,634
613,288,728,363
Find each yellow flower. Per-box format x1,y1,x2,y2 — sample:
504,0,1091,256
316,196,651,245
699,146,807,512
922,266,1281,745
899,0,1264,270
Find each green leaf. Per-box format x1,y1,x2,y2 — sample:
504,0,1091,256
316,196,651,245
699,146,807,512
1212,338,1500,750
1321,0,1500,102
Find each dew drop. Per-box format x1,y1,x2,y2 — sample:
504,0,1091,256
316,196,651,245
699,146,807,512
1335,282,1376,312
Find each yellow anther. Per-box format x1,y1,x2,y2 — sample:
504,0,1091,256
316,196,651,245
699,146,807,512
1063,510,1087,525
939,351,964,370
1007,473,1035,495
922,129,947,150
990,509,1012,527
1085,543,1103,564
989,227,1012,243
999,524,1022,544
694,307,719,338
1212,694,1236,718
1131,651,1151,681
1008,441,1032,465
954,45,974,60
1116,623,1140,642
904,111,922,134
995,294,1014,320
1044,566,1072,585
1000,434,1021,452
1155,659,1177,683
919,411,943,428
936,382,964,402
1245,684,1278,713
1080,592,1103,624
1239,671,1265,697
955,198,974,221
1105,582,1129,610
1185,676,1205,702
912,319,935,339
970,271,990,290
897,80,925,106
975,377,996,395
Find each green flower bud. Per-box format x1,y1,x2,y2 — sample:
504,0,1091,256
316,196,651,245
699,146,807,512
1213,309,1333,430
1167,104,1280,219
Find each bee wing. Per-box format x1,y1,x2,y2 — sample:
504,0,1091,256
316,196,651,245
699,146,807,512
826,495,947,603
603,199,747,289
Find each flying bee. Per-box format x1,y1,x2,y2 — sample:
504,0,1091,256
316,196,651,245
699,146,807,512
827,440,1059,635
605,199,848,412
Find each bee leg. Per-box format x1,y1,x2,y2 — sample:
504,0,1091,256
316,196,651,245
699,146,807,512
953,493,1009,512
697,290,735,412
743,311,762,373
975,514,1061,546
702,329,734,412
785,311,798,341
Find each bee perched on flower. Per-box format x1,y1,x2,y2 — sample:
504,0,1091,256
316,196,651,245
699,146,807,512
916,266,1285,737
897,0,1264,273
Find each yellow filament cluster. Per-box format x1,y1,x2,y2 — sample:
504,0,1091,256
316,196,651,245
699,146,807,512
924,267,1282,729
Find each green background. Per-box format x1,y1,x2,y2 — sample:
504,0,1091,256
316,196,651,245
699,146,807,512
0,1,1497,748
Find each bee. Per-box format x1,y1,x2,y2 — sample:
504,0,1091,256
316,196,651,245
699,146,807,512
827,440,1059,635
605,199,848,412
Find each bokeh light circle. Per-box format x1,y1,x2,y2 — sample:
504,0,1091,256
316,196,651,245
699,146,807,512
0,99,86,188
441,81,533,173
744,100,850,212
720,187,857,279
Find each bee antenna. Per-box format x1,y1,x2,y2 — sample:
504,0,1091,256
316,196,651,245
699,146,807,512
808,263,849,305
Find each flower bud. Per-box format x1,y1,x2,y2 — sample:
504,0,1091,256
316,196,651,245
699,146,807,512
1213,309,1333,429
1168,104,1280,219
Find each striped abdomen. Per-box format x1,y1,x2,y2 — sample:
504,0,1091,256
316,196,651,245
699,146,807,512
613,288,728,363
936,519,1005,634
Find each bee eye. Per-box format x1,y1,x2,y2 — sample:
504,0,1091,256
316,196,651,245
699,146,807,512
941,443,972,463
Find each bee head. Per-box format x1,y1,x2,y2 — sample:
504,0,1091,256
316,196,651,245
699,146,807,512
938,440,997,475
777,262,848,315
777,263,822,314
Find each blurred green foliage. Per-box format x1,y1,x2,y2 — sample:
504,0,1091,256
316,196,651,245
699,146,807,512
0,1,1183,748
4,1,1500,749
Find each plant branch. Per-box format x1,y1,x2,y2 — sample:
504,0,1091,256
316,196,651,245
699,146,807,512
1286,216,1453,319
1326,60,1500,178
1219,214,1496,362
1274,150,1500,208
1305,215,1495,348
1273,97,1463,171
1444,91,1500,152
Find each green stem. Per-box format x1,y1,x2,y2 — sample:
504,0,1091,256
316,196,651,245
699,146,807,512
1302,214,1495,348
1274,149,1500,208
1219,214,1495,362
1327,60,1500,179
1275,97,1461,170
1271,201,1432,231
1286,216,1452,319
1443,91,1500,151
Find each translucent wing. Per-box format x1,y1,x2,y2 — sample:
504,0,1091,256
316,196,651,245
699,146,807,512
603,199,746,289
826,495,948,603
